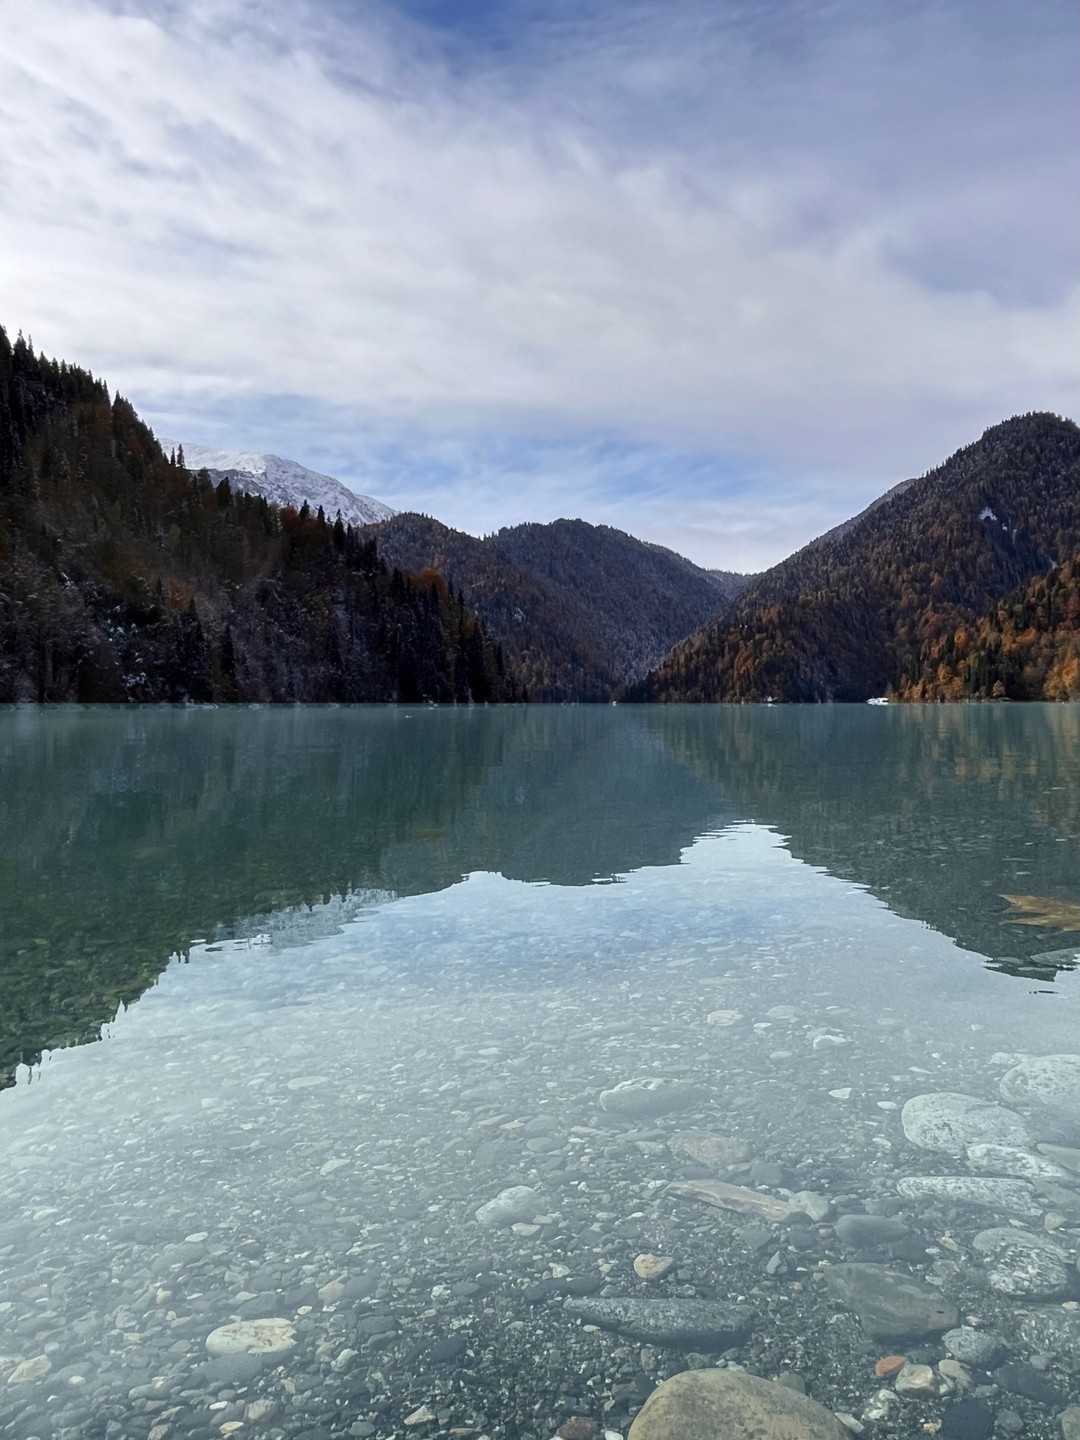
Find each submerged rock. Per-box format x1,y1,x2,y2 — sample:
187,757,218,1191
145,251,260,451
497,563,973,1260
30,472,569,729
563,1296,754,1348
599,1079,699,1119
965,1144,1070,1181
627,1368,849,1440
901,1093,1031,1156
833,1214,912,1249
896,1176,1041,1218
942,1327,1006,1369
669,1129,752,1170
999,1055,1080,1113
205,1318,296,1357
972,1226,1076,1299
667,1178,793,1222
822,1263,957,1342
474,1185,541,1227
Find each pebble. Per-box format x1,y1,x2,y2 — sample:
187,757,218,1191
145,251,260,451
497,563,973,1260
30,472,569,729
633,1254,676,1281
474,1185,542,1227
204,1319,296,1357
894,1362,942,1397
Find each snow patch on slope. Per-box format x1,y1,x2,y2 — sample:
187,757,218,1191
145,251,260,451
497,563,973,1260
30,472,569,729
161,440,396,528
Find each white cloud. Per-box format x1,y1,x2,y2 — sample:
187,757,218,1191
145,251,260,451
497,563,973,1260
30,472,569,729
0,0,1075,568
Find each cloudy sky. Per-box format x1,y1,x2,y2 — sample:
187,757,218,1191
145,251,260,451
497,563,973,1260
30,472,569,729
1,0,1076,569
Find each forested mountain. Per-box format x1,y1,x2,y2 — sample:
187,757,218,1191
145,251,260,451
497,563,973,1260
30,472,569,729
906,545,1080,700
0,327,514,703
636,413,1080,702
371,513,744,700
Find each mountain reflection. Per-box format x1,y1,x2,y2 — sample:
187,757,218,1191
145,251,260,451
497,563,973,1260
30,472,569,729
2,703,1079,1085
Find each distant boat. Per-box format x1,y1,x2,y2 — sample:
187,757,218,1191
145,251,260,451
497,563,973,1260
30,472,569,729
867,696,889,705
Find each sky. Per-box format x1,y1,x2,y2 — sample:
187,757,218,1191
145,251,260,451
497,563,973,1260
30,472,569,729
1,0,1076,571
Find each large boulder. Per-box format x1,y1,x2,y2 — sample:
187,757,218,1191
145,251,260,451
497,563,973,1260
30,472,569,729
628,1368,849,1440
999,1056,1080,1113
901,1093,1030,1156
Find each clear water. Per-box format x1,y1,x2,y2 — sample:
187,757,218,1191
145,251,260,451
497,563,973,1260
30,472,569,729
1,705,1079,1440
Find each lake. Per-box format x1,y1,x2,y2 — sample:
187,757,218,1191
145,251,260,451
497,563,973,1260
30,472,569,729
1,705,1079,1440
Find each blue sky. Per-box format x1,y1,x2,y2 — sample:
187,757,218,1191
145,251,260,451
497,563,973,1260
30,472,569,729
1,0,1076,569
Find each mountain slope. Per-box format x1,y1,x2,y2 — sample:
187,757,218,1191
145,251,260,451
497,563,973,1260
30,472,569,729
907,544,1080,701
371,513,745,700
163,440,396,529
0,328,512,704
638,413,1080,702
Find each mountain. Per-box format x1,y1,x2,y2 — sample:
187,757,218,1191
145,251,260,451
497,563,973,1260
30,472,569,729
907,544,1080,701
161,440,395,529
0,327,513,704
370,513,746,700
636,412,1080,703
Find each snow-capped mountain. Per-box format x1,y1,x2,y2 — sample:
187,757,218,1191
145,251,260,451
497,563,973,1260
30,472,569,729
161,440,396,528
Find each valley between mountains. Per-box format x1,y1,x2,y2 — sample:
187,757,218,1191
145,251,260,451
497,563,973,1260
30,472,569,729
2,324,1078,704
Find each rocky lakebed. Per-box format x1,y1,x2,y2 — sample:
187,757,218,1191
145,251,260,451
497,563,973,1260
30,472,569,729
2,864,1080,1440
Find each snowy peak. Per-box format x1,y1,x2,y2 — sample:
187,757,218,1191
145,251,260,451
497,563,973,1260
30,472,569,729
162,440,396,528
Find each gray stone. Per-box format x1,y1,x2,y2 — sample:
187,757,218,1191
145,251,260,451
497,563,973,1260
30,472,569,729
896,1176,1041,1218
901,1094,1031,1157
833,1214,912,1249
942,1328,1006,1369
1017,1305,1080,1364
626,1367,850,1440
1060,1406,1080,1440
600,1079,699,1119
563,1296,754,1349
972,1227,1075,1299
474,1185,541,1227
1037,1144,1080,1175
1000,1056,1080,1112
966,1146,1071,1181
992,1362,1066,1409
791,1191,833,1223
821,1263,958,1342
669,1130,752,1170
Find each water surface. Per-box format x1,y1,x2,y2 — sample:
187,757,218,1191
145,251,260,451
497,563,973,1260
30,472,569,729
1,706,1079,1440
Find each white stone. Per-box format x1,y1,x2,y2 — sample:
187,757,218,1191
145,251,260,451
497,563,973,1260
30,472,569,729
1000,1055,1080,1112
901,1093,1030,1156
972,1227,1075,1298
7,1355,51,1384
894,1363,941,1397
205,1318,296,1357
474,1185,541,1228
896,1176,1041,1218
966,1145,1070,1181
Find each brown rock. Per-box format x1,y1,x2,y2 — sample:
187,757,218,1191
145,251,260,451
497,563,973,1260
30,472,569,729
667,1179,794,1223
628,1368,850,1440
874,1356,908,1378
634,1254,676,1281
558,1421,598,1440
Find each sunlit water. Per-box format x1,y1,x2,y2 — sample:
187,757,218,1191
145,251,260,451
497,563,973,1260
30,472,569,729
1,706,1079,1440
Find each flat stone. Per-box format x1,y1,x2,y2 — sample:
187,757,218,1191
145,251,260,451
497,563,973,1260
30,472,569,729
992,1361,1067,1409
972,1227,1075,1299
669,1131,752,1170
627,1368,849,1440
1060,1406,1080,1440
474,1185,541,1227
901,1094,1031,1157
966,1145,1071,1181
205,1319,296,1357
599,1080,699,1119
834,1215,912,1249
7,1355,51,1384
667,1179,793,1223
1000,1056,1080,1112
564,1297,754,1349
821,1264,958,1343
1037,1145,1080,1175
896,1176,1041,1218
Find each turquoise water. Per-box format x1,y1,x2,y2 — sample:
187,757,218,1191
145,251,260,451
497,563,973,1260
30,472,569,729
1,705,1079,1439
